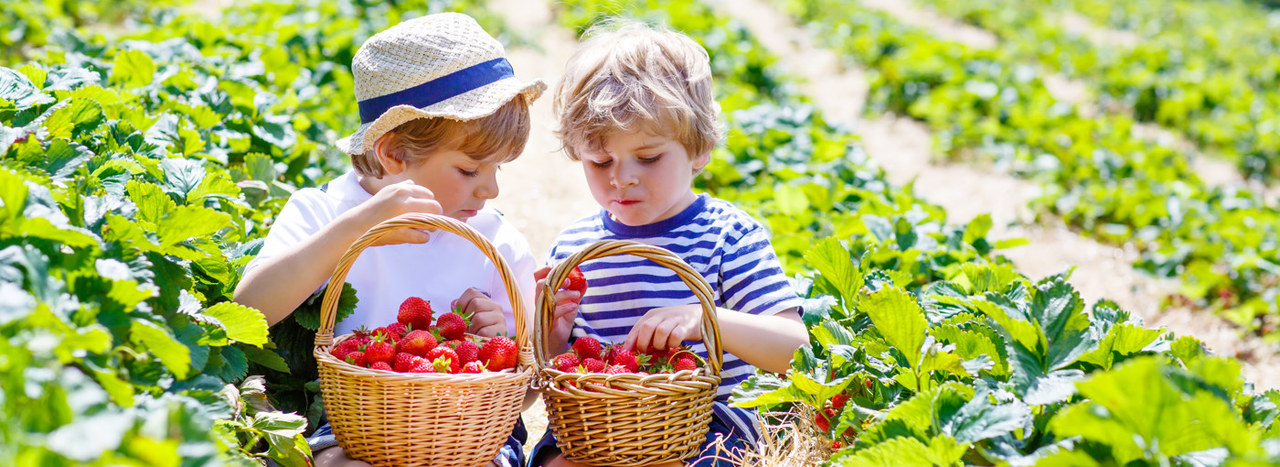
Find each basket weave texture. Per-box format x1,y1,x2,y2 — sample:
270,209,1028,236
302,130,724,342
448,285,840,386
312,213,534,467
534,240,723,466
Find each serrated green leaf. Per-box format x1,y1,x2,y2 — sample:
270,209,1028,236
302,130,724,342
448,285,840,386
43,98,104,141
204,301,269,347
805,237,863,308
242,344,291,374
0,67,52,110
131,319,191,379
944,390,1030,443
863,287,928,368
44,139,93,180
126,180,176,225
218,345,249,382
156,205,231,248
252,113,296,149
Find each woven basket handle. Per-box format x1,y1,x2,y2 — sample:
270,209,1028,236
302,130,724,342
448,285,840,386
533,240,724,374
314,212,528,356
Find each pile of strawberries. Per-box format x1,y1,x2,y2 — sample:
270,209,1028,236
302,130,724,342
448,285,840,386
549,336,702,376
328,296,518,374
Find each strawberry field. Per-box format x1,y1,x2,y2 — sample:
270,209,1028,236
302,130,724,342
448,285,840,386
3,0,1279,465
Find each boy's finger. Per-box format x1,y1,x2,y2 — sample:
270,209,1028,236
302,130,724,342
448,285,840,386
533,266,551,281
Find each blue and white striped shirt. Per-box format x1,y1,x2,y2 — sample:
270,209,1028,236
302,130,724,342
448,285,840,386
548,193,803,444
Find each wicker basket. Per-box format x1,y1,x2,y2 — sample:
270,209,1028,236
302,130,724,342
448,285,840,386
312,212,534,467
533,240,723,466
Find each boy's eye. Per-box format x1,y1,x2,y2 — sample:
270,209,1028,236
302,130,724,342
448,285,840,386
458,167,480,177
588,159,612,168
638,154,663,163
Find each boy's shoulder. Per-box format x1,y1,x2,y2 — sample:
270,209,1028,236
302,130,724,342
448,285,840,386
688,195,765,237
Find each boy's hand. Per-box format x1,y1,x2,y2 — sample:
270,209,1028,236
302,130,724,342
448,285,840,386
625,304,703,351
454,288,505,338
534,266,583,353
362,180,443,246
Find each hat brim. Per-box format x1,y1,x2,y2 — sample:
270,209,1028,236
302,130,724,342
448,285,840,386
336,77,546,156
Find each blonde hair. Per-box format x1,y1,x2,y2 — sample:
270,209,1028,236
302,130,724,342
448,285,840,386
352,97,531,177
554,22,720,161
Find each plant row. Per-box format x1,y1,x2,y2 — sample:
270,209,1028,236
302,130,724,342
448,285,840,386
559,0,1280,464
776,0,1279,336
0,0,497,464
917,0,1280,183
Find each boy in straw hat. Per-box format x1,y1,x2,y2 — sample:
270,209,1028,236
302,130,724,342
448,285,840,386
232,12,545,467
530,22,808,466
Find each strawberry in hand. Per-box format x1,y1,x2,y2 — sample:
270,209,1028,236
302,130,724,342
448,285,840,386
565,266,588,295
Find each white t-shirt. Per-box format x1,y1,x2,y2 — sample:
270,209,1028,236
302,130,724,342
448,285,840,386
247,171,536,338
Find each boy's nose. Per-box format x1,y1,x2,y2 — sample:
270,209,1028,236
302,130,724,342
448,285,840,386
610,162,639,188
476,172,499,199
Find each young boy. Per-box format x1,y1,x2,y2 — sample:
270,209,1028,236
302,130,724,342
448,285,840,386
232,13,545,467
532,23,809,467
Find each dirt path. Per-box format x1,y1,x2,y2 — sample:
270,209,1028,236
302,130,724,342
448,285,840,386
713,0,1280,391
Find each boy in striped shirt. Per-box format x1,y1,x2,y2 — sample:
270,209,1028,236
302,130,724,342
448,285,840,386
529,23,809,467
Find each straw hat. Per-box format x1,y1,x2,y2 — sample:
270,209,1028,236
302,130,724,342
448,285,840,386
335,13,546,156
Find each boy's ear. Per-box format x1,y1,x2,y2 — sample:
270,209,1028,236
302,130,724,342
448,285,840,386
692,150,712,173
373,133,406,176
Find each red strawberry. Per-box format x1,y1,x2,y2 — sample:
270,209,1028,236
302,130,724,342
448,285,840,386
330,339,360,361
572,337,602,361
673,357,697,372
371,326,399,344
552,352,580,372
387,322,410,339
461,361,486,374
480,336,519,371
604,364,629,375
427,345,459,367
409,358,435,373
397,296,434,329
581,358,606,373
608,347,645,372
436,312,469,341
364,337,396,364
831,394,850,410
815,413,830,432
392,353,417,373
453,340,479,365
344,351,367,367
370,361,393,372
565,266,588,295
397,330,437,357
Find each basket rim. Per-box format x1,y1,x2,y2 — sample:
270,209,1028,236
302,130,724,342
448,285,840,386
531,240,725,384
312,212,531,368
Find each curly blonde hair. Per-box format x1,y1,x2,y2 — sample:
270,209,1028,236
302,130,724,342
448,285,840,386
351,97,531,177
554,22,720,161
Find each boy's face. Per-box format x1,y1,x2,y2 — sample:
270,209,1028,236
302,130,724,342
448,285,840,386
396,149,502,221
579,129,710,226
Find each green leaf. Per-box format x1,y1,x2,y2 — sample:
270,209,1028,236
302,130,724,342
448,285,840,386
242,344,291,374
46,412,135,461
218,346,249,382
43,98,104,140
943,390,1030,443
44,139,93,179
775,182,809,216
126,180,177,225
834,433,967,466
204,301,269,347
805,237,864,308
0,67,52,110
863,287,928,368
131,319,192,379
110,50,156,88
156,205,232,248
252,114,296,149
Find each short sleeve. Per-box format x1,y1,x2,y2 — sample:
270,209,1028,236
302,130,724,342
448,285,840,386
245,188,334,274
717,220,802,317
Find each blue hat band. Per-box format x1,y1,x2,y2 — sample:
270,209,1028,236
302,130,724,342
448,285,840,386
357,57,515,124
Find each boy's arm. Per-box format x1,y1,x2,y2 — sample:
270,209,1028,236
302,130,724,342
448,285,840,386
624,304,806,374
713,307,806,374
234,181,441,325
